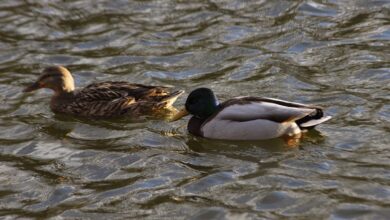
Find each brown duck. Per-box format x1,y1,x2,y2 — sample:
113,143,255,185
24,66,184,118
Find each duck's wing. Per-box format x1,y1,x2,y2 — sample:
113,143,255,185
62,89,135,117
84,82,183,106
214,97,315,123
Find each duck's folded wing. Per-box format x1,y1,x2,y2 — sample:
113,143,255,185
67,88,136,117
216,98,316,123
84,82,171,100
257,97,323,109
78,84,129,101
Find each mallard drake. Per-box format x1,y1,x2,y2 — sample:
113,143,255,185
23,66,184,118
171,88,332,140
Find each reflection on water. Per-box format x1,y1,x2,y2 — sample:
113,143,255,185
0,0,390,219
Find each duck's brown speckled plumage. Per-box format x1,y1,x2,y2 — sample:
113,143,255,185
24,66,183,118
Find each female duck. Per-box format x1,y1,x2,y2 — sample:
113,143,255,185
172,88,331,140
24,66,183,118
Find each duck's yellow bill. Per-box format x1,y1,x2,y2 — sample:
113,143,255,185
170,108,189,121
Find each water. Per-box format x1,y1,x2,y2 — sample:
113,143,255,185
0,0,389,219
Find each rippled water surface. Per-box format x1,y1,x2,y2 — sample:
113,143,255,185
1,0,390,219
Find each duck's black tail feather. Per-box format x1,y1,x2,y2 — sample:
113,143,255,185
296,108,332,129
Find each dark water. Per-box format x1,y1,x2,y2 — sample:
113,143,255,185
1,0,390,219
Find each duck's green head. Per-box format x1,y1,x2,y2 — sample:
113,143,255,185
171,88,219,121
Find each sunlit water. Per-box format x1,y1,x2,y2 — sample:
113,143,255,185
0,0,389,219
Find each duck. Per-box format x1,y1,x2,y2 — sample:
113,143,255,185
23,66,184,118
171,88,332,140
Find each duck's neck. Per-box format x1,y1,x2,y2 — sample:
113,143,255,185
189,104,221,137
52,80,76,101
62,76,75,93
50,89,75,113
188,116,207,137
53,88,74,98
53,76,75,96
62,85,75,93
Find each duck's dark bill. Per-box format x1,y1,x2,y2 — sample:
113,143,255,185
170,108,189,121
23,82,41,92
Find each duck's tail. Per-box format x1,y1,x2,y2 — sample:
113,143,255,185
296,108,332,129
160,90,185,107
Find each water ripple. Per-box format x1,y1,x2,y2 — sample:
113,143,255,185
0,0,389,219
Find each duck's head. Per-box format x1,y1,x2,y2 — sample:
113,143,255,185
23,66,75,94
171,88,219,121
